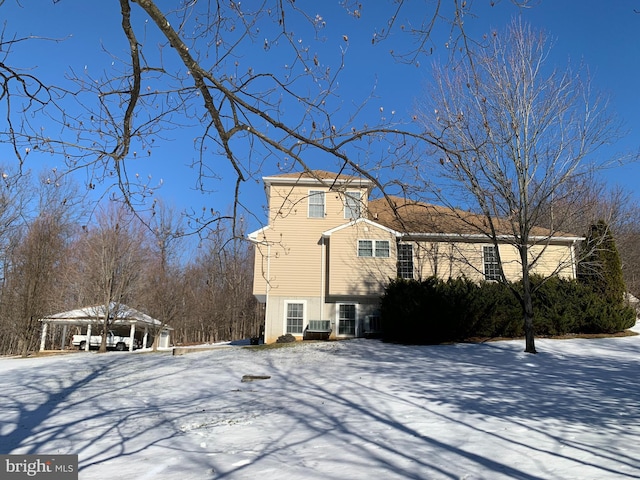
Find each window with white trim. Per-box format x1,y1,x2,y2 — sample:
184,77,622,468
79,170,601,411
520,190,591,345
344,191,361,219
308,190,325,218
397,243,414,279
358,240,390,258
375,240,390,258
286,302,304,334
483,245,501,281
338,304,356,335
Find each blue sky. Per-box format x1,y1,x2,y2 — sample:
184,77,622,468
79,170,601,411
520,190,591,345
1,1,639,232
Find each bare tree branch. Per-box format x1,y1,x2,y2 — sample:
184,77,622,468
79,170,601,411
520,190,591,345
412,19,626,353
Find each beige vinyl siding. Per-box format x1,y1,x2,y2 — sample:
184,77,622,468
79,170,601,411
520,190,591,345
327,222,397,296
252,241,269,295
252,227,322,297
410,242,484,281
530,244,576,279
408,241,577,282
268,184,367,226
497,245,524,281
255,183,370,298
493,243,577,281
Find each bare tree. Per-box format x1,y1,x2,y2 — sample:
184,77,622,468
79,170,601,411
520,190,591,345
0,22,63,170
412,20,625,353
174,222,257,345
5,214,67,356
0,173,78,355
140,200,186,349
616,203,640,297
536,176,640,297
202,225,259,341
0,167,29,288
74,202,149,352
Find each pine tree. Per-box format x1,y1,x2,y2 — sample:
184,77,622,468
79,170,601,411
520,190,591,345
578,220,626,303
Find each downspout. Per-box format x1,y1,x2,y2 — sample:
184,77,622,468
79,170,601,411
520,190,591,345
320,237,326,321
571,239,578,279
265,243,271,339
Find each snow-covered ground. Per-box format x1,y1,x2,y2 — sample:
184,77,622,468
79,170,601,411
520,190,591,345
2,326,640,480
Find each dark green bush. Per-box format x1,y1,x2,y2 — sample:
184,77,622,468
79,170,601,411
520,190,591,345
473,281,522,338
380,274,636,344
381,277,481,344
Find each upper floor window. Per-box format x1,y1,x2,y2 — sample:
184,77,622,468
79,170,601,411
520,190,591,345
483,245,501,281
308,190,325,218
358,240,390,258
397,243,414,279
344,191,361,219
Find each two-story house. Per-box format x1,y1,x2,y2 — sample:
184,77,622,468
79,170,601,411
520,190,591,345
248,170,583,344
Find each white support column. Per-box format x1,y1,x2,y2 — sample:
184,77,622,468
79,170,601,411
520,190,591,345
129,324,136,351
142,328,149,350
85,324,92,351
39,322,48,352
61,325,68,351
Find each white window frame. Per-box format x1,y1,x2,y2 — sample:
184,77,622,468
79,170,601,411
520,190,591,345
375,240,390,258
483,245,501,281
358,239,390,258
397,243,414,279
308,190,325,218
344,191,361,219
284,300,306,335
358,239,373,257
337,303,357,336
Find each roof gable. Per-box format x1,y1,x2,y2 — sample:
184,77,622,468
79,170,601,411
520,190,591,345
322,218,401,238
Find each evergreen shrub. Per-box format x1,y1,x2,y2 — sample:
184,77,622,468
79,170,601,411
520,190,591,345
380,274,636,344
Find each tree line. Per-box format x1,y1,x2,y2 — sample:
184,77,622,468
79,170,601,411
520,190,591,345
0,171,259,356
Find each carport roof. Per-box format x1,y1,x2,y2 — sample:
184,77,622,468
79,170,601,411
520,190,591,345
40,303,171,329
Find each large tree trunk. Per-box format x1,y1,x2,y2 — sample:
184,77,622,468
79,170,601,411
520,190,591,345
523,292,537,354
20,316,38,358
521,251,537,354
99,312,109,353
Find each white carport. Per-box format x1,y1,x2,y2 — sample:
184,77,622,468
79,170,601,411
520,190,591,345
39,303,172,352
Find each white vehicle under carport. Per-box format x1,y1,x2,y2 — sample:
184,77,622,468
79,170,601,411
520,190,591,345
72,331,138,351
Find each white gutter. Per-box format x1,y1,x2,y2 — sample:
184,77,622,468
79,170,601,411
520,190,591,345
319,218,583,245
571,239,578,279
400,232,585,244
263,176,374,188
